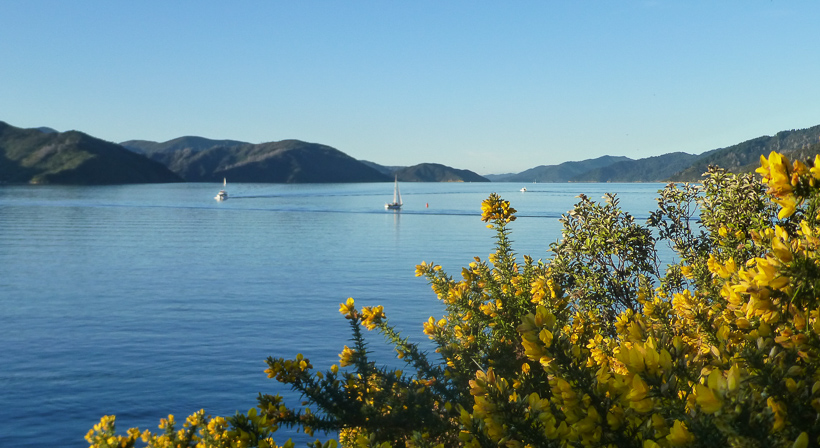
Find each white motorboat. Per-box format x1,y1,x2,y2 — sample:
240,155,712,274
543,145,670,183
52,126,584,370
215,178,228,201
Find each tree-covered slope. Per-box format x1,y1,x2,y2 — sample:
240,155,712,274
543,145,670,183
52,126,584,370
571,152,699,182
669,125,820,181
359,160,405,176
505,155,632,182
0,122,182,185
394,163,489,182
172,139,391,183
121,137,250,177
121,136,248,156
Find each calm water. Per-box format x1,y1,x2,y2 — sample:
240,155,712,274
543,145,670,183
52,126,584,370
0,181,665,447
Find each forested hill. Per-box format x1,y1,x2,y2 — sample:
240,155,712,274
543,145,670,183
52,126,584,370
0,122,181,185
121,137,249,178
394,163,489,182
126,137,486,183
495,124,820,183
7,119,820,185
668,124,820,181
147,139,392,183
572,152,699,182
121,136,248,156
503,156,632,182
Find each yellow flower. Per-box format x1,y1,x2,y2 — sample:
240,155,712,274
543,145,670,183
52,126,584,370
339,346,356,367
339,298,356,317
626,374,649,402
768,397,787,432
811,155,820,180
423,316,437,336
760,151,793,196
360,305,385,330
775,195,798,219
793,432,809,448
666,420,695,446
415,261,430,277
480,193,517,223
695,383,722,414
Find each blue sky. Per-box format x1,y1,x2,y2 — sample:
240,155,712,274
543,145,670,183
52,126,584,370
2,1,819,175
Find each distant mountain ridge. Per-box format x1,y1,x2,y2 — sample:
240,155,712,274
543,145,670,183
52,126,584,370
573,152,699,182
122,136,248,155
124,136,489,183
0,121,181,185
135,139,391,183
494,124,820,183
394,163,489,182
361,160,488,182
0,119,494,184
500,156,633,182
4,119,820,185
359,160,404,176
669,125,820,181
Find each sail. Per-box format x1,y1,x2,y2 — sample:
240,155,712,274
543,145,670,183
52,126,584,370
385,176,402,209
394,178,402,205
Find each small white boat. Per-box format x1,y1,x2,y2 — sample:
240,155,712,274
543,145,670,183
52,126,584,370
385,176,402,210
520,187,527,192
215,178,228,201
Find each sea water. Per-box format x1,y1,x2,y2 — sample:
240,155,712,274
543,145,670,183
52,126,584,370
0,181,665,447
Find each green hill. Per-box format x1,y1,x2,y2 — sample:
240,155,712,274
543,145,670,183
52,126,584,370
394,163,489,182
504,155,632,182
0,122,181,185
121,137,249,177
167,139,391,183
494,124,820,183
572,152,699,182
121,136,248,156
359,160,405,176
669,125,820,181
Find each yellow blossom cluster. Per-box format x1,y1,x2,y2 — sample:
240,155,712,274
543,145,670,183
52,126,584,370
756,151,820,219
480,192,517,224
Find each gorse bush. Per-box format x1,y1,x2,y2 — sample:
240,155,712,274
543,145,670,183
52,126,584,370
89,151,820,448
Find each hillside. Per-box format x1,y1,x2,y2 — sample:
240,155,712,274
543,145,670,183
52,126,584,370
8,119,820,185
121,136,248,156
0,122,181,185
165,139,391,183
394,163,489,182
571,152,698,182
503,155,632,182
121,137,250,177
359,160,405,176
492,124,820,183
669,125,820,181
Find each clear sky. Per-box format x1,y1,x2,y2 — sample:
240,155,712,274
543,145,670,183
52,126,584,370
2,1,819,175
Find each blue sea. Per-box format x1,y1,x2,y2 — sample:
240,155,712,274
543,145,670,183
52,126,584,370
0,181,666,447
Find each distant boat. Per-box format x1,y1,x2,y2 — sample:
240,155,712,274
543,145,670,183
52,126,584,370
215,178,228,201
385,176,402,210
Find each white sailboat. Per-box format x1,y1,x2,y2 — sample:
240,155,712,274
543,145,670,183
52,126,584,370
385,176,402,210
215,178,228,201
